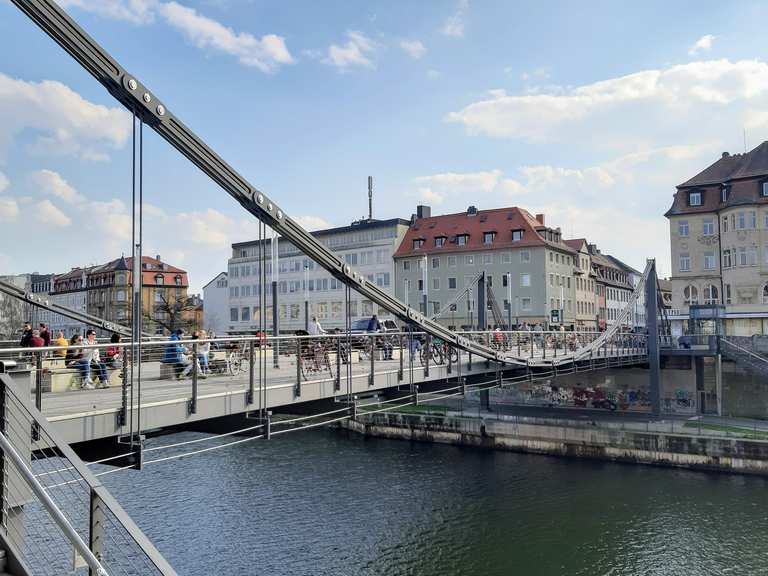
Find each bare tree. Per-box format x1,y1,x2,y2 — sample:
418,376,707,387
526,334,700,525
0,294,26,340
144,292,198,335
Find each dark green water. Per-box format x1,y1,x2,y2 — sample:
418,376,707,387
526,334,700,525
98,429,768,576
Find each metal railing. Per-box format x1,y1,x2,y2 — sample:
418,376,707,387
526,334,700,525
0,372,177,575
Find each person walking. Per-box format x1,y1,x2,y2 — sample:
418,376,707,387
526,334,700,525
19,322,32,347
54,331,68,358
308,316,325,336
39,323,51,347
163,329,193,380
28,329,45,348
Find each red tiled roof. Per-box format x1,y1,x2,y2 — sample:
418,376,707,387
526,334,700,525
564,238,588,252
393,207,575,258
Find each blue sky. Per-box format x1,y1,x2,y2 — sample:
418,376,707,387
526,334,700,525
1,0,768,290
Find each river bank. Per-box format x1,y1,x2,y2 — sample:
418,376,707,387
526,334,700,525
341,409,768,475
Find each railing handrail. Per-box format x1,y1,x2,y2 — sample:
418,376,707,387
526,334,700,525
720,337,768,364
0,373,178,575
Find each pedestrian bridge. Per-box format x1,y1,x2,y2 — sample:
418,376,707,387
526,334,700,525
0,330,649,447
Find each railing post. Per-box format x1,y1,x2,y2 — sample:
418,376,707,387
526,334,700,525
119,351,128,426
369,335,375,387
265,410,272,439
295,337,302,398
485,332,490,368
412,384,419,406
189,342,198,415
447,343,452,375
89,490,105,575
398,334,404,382
335,337,341,391
33,351,42,441
424,334,431,378
247,340,255,405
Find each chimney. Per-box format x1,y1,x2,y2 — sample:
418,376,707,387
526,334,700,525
722,151,730,158
416,205,431,220
367,176,373,221
467,205,478,216
535,213,545,226
156,254,161,262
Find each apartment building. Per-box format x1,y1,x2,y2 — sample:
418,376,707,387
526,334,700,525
393,205,578,329
202,272,228,335
227,218,410,333
588,245,635,330
564,239,598,329
666,142,768,336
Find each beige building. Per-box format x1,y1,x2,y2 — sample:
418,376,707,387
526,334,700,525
564,239,598,329
665,143,768,336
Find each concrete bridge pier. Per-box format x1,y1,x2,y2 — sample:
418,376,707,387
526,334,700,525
479,389,490,411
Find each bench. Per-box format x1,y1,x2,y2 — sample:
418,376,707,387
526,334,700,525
43,358,122,393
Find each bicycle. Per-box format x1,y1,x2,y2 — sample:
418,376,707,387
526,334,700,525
299,338,334,381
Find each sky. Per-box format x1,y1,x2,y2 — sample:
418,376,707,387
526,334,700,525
1,0,768,291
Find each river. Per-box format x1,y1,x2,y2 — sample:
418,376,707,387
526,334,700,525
98,429,768,576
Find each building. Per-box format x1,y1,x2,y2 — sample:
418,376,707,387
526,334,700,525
658,279,673,310
48,255,191,336
665,142,768,336
202,272,228,335
588,245,635,330
0,274,31,339
607,255,645,329
227,218,410,333
393,205,578,329
564,239,598,330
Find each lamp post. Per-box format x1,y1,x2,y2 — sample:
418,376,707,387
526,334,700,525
303,263,309,331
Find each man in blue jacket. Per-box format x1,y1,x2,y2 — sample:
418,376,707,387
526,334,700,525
163,329,193,379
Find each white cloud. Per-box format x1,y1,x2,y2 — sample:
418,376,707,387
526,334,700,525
58,0,157,24
0,73,131,161
688,34,716,56
158,2,293,72
0,171,8,194
441,0,468,38
446,59,768,142
292,215,332,231
0,198,18,223
400,39,426,60
30,170,86,204
413,169,502,204
33,199,71,227
322,31,377,70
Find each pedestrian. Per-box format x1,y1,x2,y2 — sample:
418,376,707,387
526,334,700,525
190,330,209,378
367,314,380,332
19,322,32,347
54,331,68,358
28,329,45,348
197,330,211,375
105,333,121,368
82,329,109,388
39,323,51,347
308,316,325,336
162,329,193,380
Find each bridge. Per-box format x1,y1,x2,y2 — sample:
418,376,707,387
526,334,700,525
0,0,675,574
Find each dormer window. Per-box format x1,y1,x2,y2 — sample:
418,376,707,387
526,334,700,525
456,234,469,246
174,275,182,286
762,181,768,198
155,274,164,285
511,229,524,242
413,238,424,250
721,185,730,203
483,232,496,245
434,236,446,248
688,190,702,206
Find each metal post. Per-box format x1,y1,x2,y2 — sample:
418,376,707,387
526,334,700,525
507,272,512,330
119,355,128,426
413,384,419,406
335,337,341,391
295,337,301,398
189,342,198,415
89,490,105,575
645,259,662,416
369,335,375,387
424,334,431,377
265,410,272,440
447,342,452,375
247,340,254,405
272,281,279,368
398,333,404,382
477,273,486,331
715,353,723,416
129,113,143,457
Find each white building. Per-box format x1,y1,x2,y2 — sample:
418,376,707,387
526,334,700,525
202,272,228,335
226,218,410,333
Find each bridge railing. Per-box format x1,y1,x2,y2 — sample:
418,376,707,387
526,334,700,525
0,372,177,575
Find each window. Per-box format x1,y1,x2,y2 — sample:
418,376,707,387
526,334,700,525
703,284,719,305
511,229,524,242
428,257,439,270
520,250,531,263
465,255,474,265
763,285,768,305
749,211,757,229
241,307,250,321
748,247,758,266
679,254,691,272
448,277,457,289
762,182,768,197
521,297,531,311
417,279,423,291
738,212,746,229
703,252,715,270
457,234,469,246
725,284,732,305
155,274,164,285
344,253,358,265
702,219,714,236
432,278,440,290
403,260,410,271
483,253,492,265
723,249,732,268
520,273,531,287
683,285,698,305
435,236,446,248
689,190,702,206
678,221,689,237
502,274,508,287
549,274,554,287
721,185,730,203
502,252,512,264
739,246,748,266
448,256,457,267
230,308,238,322
483,232,496,245
116,290,126,302
413,239,424,250
722,217,728,233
